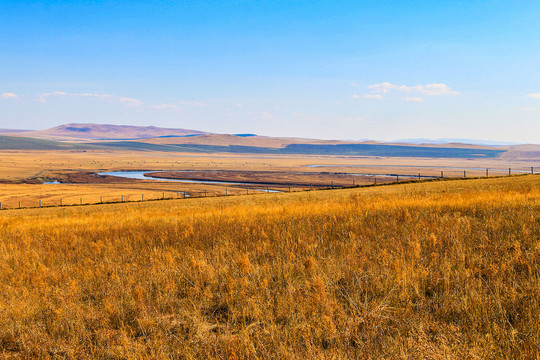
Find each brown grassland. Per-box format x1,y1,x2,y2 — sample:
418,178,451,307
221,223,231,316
144,170,380,188
0,149,536,182
0,149,537,211
0,181,295,210
0,175,539,359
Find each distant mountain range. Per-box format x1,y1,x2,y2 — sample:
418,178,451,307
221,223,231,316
0,123,526,146
0,123,538,160
396,138,523,146
0,123,210,142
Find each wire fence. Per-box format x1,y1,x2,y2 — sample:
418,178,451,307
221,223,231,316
0,166,537,210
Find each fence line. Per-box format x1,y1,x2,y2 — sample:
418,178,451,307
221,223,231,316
0,166,537,210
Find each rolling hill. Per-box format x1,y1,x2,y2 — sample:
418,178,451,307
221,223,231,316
0,123,210,142
138,133,352,148
0,123,528,159
0,135,79,150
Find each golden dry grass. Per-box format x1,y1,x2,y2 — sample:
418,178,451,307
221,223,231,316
0,175,539,358
0,149,536,182
0,182,289,209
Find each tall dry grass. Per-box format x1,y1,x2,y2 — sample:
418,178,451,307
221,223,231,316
0,175,538,359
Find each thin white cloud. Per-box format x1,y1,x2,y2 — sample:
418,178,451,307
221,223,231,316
368,82,459,96
404,96,426,102
521,107,537,111
118,97,143,107
38,91,67,102
151,103,178,110
37,91,142,107
177,100,206,107
526,93,540,99
368,82,398,93
408,83,459,95
362,94,384,100
81,93,142,107
151,100,206,110
1,92,19,99
247,111,275,120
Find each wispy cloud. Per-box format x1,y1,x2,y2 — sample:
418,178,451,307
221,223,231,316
368,82,459,96
526,93,540,99
356,82,458,102
37,92,68,102
37,91,142,107
1,92,19,99
362,94,384,100
80,93,142,107
151,103,179,110
368,82,398,94
35,91,209,110
151,100,206,110
178,100,206,107
117,97,143,106
403,96,426,102
521,107,537,111
247,111,275,120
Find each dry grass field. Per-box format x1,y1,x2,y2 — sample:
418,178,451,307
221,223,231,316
0,149,537,181
0,182,215,209
145,170,383,188
0,175,538,358
0,149,537,211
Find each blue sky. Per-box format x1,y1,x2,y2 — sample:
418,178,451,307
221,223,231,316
1,1,540,142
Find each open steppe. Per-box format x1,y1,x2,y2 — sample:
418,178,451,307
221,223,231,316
0,147,539,209
0,174,538,358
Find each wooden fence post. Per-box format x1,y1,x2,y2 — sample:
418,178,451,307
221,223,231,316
80,197,82,205
463,171,466,178
225,188,228,195
204,190,207,197
418,173,421,180
60,198,63,206
100,196,103,204
486,169,489,177
142,194,144,201
441,171,444,178
19,201,21,209
396,175,399,183
39,199,41,207
532,167,534,174
162,192,165,199
509,168,511,176
121,195,123,202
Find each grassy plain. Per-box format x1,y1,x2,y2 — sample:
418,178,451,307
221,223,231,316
145,170,380,188
0,149,538,210
0,175,538,358
0,149,537,181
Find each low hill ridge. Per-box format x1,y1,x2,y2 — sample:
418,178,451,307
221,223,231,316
0,123,210,142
